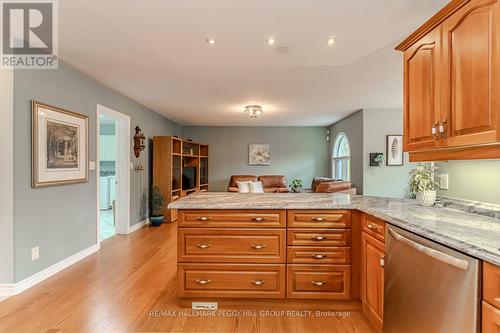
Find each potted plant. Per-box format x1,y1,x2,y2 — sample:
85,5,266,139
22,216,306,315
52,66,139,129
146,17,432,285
408,164,438,207
149,186,165,226
289,179,303,193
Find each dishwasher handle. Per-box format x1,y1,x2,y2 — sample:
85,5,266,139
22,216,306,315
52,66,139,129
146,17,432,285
388,228,469,271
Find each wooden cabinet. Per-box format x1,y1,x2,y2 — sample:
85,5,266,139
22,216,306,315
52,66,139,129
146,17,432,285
361,214,386,242
403,26,443,152
397,0,500,161
286,264,351,299
483,262,500,332
287,229,351,247
361,221,385,330
179,210,286,228
287,210,351,228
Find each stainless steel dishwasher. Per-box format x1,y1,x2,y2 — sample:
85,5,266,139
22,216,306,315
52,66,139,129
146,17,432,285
384,225,480,333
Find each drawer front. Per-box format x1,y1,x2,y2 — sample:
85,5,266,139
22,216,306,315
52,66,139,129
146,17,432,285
178,263,286,298
287,264,351,299
178,210,285,228
362,214,386,242
482,301,500,333
178,228,286,263
288,210,351,228
484,262,500,309
287,229,351,246
287,246,351,264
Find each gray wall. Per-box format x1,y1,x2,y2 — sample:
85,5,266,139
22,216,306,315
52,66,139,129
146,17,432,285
182,126,330,192
362,109,416,198
13,61,181,282
436,160,500,205
328,110,364,193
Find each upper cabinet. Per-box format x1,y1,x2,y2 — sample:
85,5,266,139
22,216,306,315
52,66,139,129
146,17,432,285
396,0,500,161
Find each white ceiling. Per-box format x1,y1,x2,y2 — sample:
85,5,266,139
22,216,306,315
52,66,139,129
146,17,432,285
59,0,448,126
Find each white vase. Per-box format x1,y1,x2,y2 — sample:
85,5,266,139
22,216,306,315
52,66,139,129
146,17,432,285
416,190,436,207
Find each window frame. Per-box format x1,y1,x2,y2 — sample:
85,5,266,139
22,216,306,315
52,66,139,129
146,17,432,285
332,132,351,181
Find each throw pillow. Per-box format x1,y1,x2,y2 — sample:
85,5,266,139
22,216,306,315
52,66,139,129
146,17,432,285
249,181,264,193
236,181,251,193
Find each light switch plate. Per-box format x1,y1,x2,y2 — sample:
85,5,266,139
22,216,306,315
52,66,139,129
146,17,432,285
89,161,96,170
31,246,39,261
439,174,449,190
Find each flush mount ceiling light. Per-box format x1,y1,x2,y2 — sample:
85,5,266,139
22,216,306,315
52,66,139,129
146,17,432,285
206,38,217,45
326,37,336,46
244,105,264,118
267,37,276,45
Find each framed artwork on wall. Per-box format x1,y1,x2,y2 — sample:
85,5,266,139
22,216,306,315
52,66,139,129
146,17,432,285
249,144,270,165
386,135,403,166
32,101,89,187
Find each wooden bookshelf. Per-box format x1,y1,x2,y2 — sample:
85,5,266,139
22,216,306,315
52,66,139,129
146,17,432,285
153,136,209,222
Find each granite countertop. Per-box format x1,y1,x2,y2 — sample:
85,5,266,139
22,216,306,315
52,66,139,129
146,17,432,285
169,192,500,266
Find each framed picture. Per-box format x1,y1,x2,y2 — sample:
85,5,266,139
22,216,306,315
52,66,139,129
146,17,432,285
386,135,403,166
32,101,88,187
249,144,270,165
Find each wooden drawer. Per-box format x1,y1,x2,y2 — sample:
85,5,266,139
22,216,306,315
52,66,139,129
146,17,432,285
178,263,286,298
178,228,286,263
362,214,386,242
178,210,286,228
482,301,500,333
287,229,351,246
287,210,351,228
287,264,351,299
287,246,351,264
484,262,500,309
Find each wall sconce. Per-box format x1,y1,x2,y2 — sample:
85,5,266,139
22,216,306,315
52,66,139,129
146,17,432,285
133,126,146,158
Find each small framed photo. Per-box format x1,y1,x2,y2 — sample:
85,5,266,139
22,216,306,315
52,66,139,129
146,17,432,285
386,135,403,166
249,144,270,165
32,101,88,187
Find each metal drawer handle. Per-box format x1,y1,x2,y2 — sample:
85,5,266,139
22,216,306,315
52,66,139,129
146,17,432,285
196,279,211,285
432,123,439,139
312,253,327,259
196,244,211,249
311,280,327,286
251,244,267,250
252,217,266,222
312,217,326,221
197,216,212,221
380,255,385,268
311,235,327,241
367,223,381,231
251,280,265,286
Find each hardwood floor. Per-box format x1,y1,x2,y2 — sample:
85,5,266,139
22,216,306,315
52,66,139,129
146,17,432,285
0,223,374,333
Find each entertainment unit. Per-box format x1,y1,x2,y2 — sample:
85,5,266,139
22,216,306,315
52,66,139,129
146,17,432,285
153,136,209,222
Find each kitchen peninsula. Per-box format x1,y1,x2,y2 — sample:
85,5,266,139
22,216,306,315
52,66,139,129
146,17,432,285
170,192,500,331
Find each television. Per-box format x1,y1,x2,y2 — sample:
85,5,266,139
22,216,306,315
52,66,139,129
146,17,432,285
182,167,197,190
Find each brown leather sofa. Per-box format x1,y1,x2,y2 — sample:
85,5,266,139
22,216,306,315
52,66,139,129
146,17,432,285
311,177,357,194
258,175,288,193
228,175,258,192
228,175,288,193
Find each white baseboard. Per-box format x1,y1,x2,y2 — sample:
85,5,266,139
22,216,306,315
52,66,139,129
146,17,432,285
0,243,99,302
129,218,149,233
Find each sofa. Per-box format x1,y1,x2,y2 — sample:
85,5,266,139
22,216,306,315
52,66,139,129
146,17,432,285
228,175,288,193
310,177,357,194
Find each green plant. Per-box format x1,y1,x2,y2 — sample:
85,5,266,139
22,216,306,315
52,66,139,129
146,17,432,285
408,164,438,196
149,186,165,217
374,154,385,164
289,179,303,193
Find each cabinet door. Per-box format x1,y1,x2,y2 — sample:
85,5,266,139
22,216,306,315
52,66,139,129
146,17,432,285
361,232,385,329
403,26,442,152
442,0,499,147
482,301,500,333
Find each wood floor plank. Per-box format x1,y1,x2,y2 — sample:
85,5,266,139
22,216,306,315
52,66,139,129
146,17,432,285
0,223,374,333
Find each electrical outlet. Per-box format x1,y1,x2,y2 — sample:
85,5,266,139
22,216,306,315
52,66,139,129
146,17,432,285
31,247,39,261
439,174,449,190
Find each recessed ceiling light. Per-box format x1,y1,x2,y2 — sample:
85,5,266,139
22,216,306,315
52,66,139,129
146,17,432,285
206,38,217,45
326,37,336,46
267,37,276,45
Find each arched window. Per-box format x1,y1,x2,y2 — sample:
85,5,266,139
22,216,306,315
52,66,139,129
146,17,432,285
332,133,351,181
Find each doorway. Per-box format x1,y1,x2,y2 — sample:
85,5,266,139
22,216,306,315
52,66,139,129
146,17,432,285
96,105,130,244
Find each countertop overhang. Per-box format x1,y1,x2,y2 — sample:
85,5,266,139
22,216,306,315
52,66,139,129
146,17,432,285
169,192,500,266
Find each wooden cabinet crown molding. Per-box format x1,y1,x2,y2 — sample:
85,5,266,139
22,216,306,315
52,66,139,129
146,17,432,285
395,0,470,51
